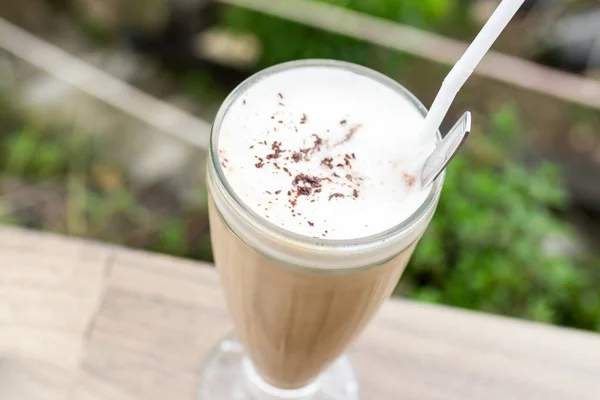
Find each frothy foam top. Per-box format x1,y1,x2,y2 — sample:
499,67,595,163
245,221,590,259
217,65,436,240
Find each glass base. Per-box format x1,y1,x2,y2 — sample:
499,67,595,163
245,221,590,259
198,334,360,400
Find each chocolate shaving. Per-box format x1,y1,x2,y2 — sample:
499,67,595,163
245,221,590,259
300,113,307,124
312,134,323,146
298,186,311,196
278,92,283,99
321,157,333,169
291,173,322,198
329,193,345,201
255,161,264,168
297,134,323,161
266,141,284,160
275,190,282,195
292,152,303,162
283,167,292,177
308,221,314,227
292,174,322,187
353,189,359,198
345,174,353,181
340,119,347,125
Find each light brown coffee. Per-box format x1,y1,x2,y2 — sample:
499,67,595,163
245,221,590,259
208,198,419,389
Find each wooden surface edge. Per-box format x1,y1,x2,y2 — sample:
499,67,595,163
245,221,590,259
1,226,599,399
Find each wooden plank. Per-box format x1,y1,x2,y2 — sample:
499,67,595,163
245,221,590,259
89,234,600,399
1,226,599,399
0,227,111,371
0,359,75,400
219,0,600,111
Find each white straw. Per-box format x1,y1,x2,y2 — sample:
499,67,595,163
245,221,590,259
420,0,526,138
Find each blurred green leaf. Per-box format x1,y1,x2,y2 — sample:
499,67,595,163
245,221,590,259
155,219,189,257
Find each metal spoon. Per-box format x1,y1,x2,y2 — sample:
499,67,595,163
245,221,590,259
420,111,472,188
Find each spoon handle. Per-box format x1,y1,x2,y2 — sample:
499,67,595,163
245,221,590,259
420,111,472,188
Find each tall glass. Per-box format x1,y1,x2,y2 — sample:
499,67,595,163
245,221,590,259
198,60,444,400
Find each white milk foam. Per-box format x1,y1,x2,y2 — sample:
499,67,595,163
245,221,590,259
218,66,436,240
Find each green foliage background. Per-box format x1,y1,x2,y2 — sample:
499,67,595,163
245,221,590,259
403,106,600,331
220,0,469,69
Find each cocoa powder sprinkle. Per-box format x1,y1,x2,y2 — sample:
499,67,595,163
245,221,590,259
335,123,362,146
403,172,416,187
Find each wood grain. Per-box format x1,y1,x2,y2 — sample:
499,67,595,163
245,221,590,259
1,226,599,399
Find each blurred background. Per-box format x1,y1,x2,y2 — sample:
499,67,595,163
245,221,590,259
0,0,599,331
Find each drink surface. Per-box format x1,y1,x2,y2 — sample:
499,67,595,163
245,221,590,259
217,65,436,240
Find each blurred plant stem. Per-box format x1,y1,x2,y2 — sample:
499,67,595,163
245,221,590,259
66,128,88,236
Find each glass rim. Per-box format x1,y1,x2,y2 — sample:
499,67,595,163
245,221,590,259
209,59,444,250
